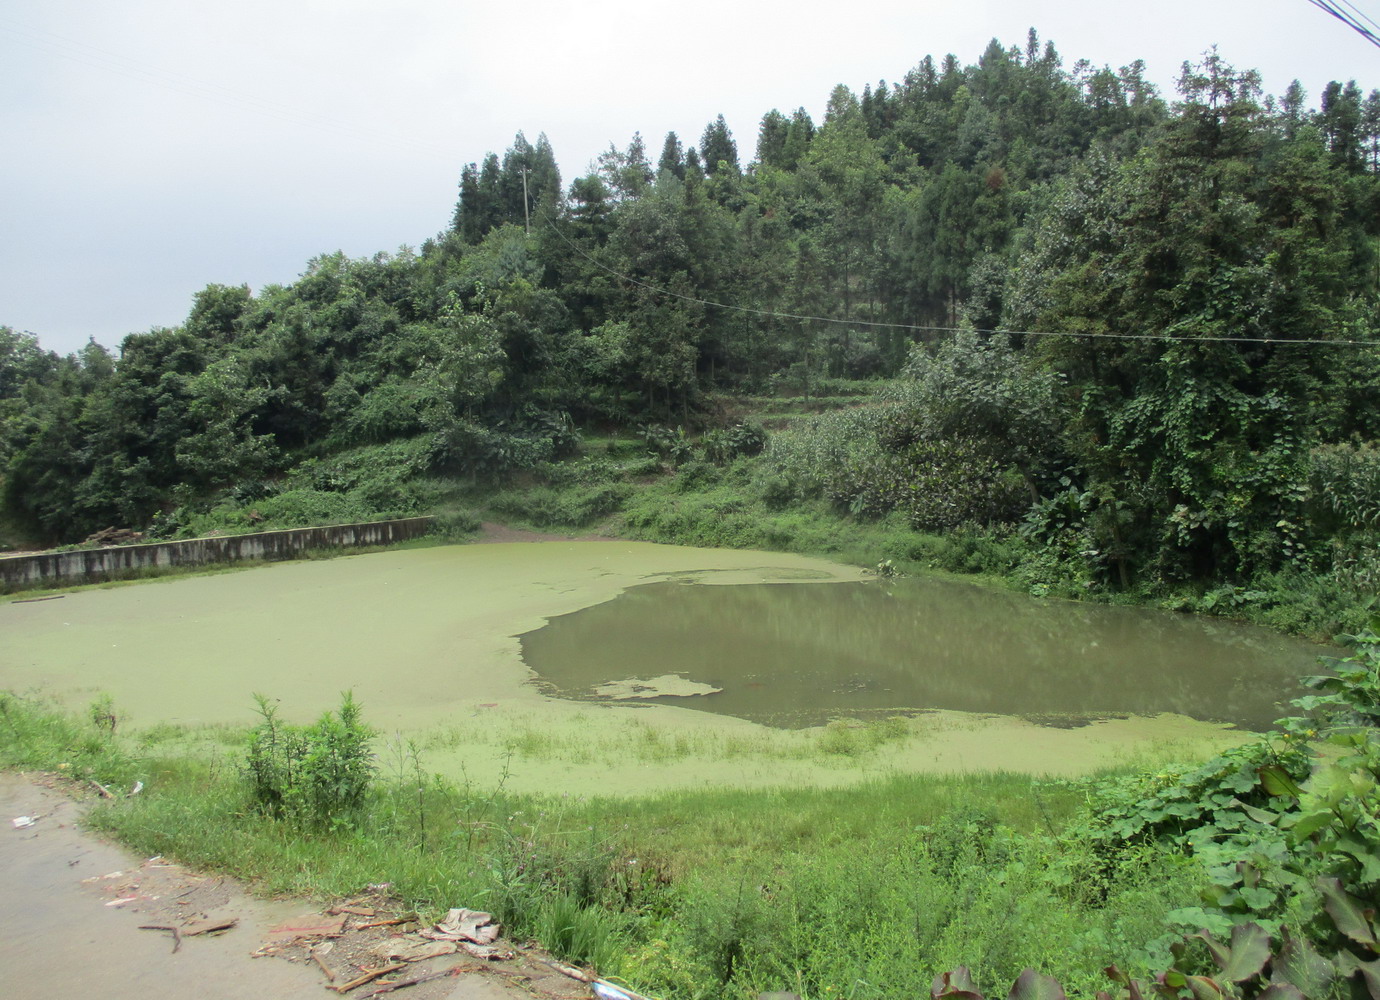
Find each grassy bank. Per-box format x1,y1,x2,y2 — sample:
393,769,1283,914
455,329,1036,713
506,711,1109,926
0,690,1207,999
6,626,1377,1000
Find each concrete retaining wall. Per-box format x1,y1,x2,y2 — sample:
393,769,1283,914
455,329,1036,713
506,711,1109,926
0,516,435,592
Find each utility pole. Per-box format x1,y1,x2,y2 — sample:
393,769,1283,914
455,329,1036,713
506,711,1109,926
521,167,531,235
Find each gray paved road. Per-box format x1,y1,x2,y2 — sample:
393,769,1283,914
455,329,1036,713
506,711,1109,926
0,774,535,1000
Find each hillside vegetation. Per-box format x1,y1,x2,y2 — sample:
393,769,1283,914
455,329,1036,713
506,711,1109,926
4,31,1380,998
6,37,1378,633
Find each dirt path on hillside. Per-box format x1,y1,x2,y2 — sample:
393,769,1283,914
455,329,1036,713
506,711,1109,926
0,774,592,1000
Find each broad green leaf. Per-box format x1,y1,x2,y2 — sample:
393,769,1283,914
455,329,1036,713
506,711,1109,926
1319,877,1380,949
1254,985,1305,1000
1336,951,1380,1000
1259,766,1303,798
1191,924,1271,982
933,967,983,1000
1232,799,1281,825
1272,927,1336,997
1006,969,1065,1000
1221,923,1273,981
1288,809,1337,839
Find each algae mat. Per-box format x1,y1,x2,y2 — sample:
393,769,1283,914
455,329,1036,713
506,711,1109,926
1,541,1253,792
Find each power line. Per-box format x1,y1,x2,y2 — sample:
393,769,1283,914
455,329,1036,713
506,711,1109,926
1307,0,1380,49
1337,0,1380,33
535,207,1380,348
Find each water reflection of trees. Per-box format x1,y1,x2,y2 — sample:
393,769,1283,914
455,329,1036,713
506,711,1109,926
519,581,1324,730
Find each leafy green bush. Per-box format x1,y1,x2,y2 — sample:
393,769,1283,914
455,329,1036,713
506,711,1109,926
641,425,693,465
244,692,375,830
700,422,767,465
1053,630,1380,998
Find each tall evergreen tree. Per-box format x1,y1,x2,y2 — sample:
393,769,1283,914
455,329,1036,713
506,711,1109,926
658,131,685,179
477,154,503,233
756,110,789,167
529,133,563,224
700,114,739,175
780,108,815,169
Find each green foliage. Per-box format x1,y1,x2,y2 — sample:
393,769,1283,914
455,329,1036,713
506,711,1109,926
699,422,766,465
0,691,140,788
640,424,693,465
1288,623,1380,729
244,692,375,830
764,394,1029,531
489,482,630,528
1310,441,1380,536
1046,631,1380,1000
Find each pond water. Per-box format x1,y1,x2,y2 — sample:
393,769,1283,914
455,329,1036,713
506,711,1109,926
0,541,1327,789
521,577,1325,731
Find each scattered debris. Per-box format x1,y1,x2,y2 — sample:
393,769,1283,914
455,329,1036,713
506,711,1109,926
130,781,144,796
355,964,469,998
181,917,237,937
310,943,336,981
90,780,115,799
539,958,592,983
264,913,348,944
11,815,36,829
458,941,516,961
355,916,414,929
591,981,654,1000
83,526,145,546
329,962,407,994
137,923,182,953
371,939,457,964
105,896,140,907
420,908,501,944
330,905,377,917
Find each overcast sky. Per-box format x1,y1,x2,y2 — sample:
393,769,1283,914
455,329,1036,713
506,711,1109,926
3,0,1378,357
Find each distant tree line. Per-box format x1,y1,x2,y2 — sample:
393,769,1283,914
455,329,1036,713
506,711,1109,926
1,31,1378,599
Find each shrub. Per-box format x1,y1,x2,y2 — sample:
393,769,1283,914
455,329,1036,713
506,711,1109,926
244,692,375,830
700,423,767,465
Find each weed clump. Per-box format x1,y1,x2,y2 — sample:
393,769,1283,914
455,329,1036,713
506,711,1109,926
244,691,375,830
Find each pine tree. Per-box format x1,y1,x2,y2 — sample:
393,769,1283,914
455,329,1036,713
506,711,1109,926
755,111,789,167
477,154,503,233
529,133,563,224
454,163,481,240
658,131,685,179
699,114,739,175
780,108,815,169
500,132,535,225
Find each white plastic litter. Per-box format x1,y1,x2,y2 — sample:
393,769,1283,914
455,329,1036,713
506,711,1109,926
592,981,645,1000
11,816,35,829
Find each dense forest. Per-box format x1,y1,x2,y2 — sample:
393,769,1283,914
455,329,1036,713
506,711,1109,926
3,32,1380,627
